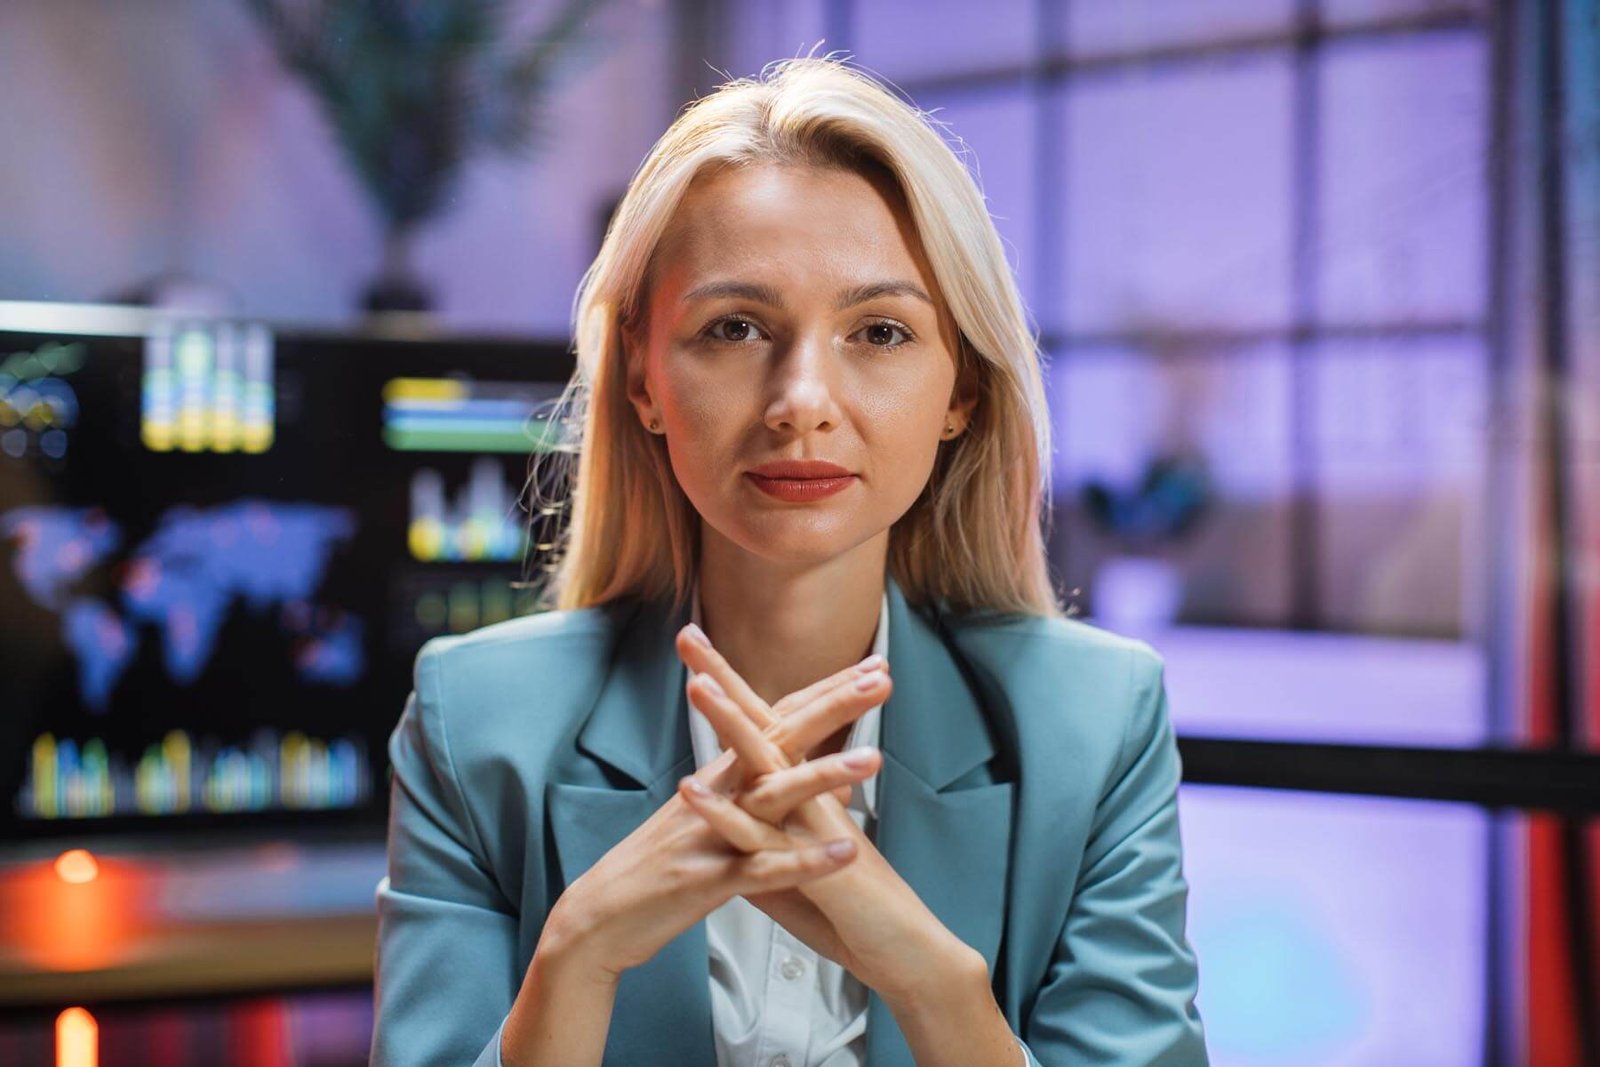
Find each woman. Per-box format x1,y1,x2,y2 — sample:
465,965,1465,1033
370,57,1208,1067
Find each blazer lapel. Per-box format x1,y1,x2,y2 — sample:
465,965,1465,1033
546,593,715,1067
865,579,1015,1067
545,580,1015,1067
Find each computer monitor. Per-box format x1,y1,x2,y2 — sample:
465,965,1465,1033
0,303,575,847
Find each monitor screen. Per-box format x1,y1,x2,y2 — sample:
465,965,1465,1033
0,307,575,845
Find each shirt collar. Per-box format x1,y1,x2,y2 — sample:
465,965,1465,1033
685,583,889,820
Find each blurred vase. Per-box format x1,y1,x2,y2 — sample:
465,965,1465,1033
1093,555,1184,633
362,227,433,314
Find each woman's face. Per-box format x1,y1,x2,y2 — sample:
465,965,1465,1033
625,162,977,568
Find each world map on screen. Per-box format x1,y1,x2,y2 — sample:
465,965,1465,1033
0,499,363,711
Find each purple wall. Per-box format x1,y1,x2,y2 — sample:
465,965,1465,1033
0,0,679,333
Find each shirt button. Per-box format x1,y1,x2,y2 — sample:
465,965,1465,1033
780,956,806,980
771,1057,792,1067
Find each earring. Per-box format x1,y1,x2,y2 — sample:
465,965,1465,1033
944,421,956,438
648,417,660,433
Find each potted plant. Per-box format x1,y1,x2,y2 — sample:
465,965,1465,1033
1080,452,1212,632
244,0,611,313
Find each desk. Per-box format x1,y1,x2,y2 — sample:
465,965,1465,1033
0,839,386,1010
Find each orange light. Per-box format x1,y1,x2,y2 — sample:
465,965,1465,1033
6,853,141,973
55,1006,97,1067
53,850,98,885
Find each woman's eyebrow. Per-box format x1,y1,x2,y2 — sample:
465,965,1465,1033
682,280,787,308
679,279,934,311
833,281,934,311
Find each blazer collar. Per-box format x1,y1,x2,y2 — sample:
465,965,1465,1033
575,573,997,792
573,588,694,791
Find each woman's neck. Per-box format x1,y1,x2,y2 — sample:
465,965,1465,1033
695,530,887,711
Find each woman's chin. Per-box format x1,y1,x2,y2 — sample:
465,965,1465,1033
717,519,880,568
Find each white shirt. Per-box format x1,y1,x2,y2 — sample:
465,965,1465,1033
687,585,888,1067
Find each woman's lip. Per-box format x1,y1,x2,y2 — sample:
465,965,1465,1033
744,472,857,502
746,460,853,479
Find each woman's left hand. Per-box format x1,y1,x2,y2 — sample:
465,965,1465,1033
675,631,983,1006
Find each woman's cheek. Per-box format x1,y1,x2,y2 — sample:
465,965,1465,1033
664,429,740,520
669,366,750,436
885,428,942,510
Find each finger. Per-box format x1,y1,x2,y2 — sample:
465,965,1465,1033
688,672,787,776
676,628,777,730
766,670,891,765
678,776,787,852
741,748,881,825
689,699,757,796
687,676,781,795
771,653,887,718
676,624,887,765
729,839,857,895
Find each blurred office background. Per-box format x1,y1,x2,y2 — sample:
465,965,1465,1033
1,0,1597,1064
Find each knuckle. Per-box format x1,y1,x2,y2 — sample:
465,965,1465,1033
744,769,786,801
753,851,794,884
826,687,866,717
739,797,781,831
812,763,849,795
730,853,766,890
813,759,846,784
661,857,696,891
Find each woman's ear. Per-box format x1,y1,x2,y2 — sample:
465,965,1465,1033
621,316,660,431
944,344,981,438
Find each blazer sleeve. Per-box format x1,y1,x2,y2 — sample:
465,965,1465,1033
370,639,519,1067
1017,646,1209,1066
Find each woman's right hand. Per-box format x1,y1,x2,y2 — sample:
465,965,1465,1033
542,654,889,981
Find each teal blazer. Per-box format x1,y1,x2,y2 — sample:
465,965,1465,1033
370,576,1208,1066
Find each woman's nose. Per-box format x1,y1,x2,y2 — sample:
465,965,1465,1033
763,334,842,435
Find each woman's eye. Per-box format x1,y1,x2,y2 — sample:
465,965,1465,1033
704,317,767,343
857,321,912,347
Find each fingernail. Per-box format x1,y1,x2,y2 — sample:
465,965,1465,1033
695,672,724,697
856,654,885,672
842,746,877,768
684,623,711,648
681,776,710,796
853,672,883,691
826,839,855,860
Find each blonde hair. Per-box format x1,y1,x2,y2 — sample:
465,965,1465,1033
529,55,1062,619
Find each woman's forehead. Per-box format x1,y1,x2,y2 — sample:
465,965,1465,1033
654,163,936,299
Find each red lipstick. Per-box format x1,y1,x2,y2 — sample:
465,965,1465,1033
745,459,857,503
